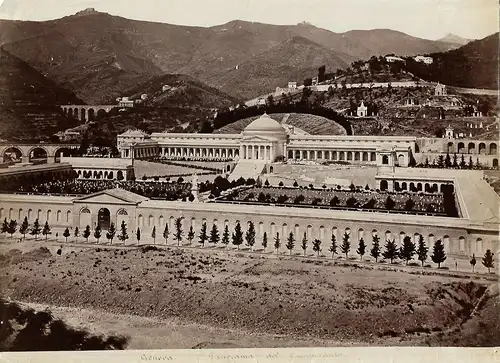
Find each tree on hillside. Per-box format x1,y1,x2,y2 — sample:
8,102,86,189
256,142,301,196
136,227,141,245
187,225,195,245
63,227,70,242
399,236,416,265
117,221,128,243
417,234,428,266
232,222,243,249
370,234,381,262
382,239,398,263
174,217,183,246
220,225,229,246
151,226,156,244
356,237,366,261
482,249,494,273
312,239,322,257
73,226,79,242
286,231,295,255
270,231,282,256
430,239,446,268
245,221,256,250
470,254,476,273
163,223,169,244
262,231,268,251
106,222,116,244
209,224,220,246
83,225,91,243
329,232,337,259
19,217,29,239
198,222,208,247
301,232,308,256
94,225,102,244
340,232,350,259
42,221,51,240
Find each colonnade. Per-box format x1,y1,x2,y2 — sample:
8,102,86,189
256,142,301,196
240,144,274,161
288,149,377,163
159,146,239,160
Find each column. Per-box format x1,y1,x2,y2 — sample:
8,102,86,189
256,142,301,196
314,150,318,160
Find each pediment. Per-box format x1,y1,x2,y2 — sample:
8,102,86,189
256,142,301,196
73,188,148,205
241,135,276,142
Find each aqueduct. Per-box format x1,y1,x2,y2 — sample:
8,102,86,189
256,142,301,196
60,105,117,122
0,143,79,164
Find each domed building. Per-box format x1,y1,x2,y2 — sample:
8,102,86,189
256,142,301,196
241,113,288,161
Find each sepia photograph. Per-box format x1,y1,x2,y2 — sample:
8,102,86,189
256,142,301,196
0,0,498,358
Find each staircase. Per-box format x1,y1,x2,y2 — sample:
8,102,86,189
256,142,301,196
229,159,267,181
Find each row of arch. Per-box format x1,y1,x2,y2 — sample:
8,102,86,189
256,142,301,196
61,107,110,122
2,146,73,163
447,141,498,155
131,214,487,255
287,149,377,162
77,170,123,180
1,207,72,224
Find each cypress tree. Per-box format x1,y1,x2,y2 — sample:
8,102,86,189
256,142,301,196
470,254,476,273
41,221,50,240
382,239,398,263
83,225,91,243
245,221,256,250
232,222,244,249
301,232,308,256
174,217,183,246
19,217,29,239
370,234,381,262
94,225,102,243
356,237,366,261
340,231,350,259
151,226,156,244
417,234,428,266
63,227,70,242
262,231,268,251
198,222,208,247
136,227,141,244
221,225,230,246
73,226,79,242
187,225,195,245
286,231,295,255
209,224,220,245
399,236,416,265
274,232,281,255
329,233,337,259
117,221,128,243
312,238,322,257
430,239,447,268
482,249,494,273
163,223,169,244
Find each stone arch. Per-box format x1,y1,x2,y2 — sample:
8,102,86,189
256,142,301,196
457,142,465,154
382,155,389,165
159,215,165,228
385,230,391,241
37,209,43,220
319,225,325,240
66,210,72,223
358,228,364,241
87,108,96,122
56,210,62,223
380,180,388,191
345,227,351,236
170,216,176,231
96,109,107,120
306,225,313,239
399,231,405,244
362,152,368,161
447,141,453,152
493,158,499,168
73,108,78,118
428,234,435,244
478,142,486,154
46,209,51,223
490,143,497,155
138,214,144,229
270,222,276,237
28,209,33,221
468,142,475,153
80,108,86,121
8,208,13,220
18,208,23,220
331,226,338,240
294,224,300,238
414,232,420,244
54,147,73,162
259,221,264,237
370,152,376,162
149,215,154,227
28,147,48,164
476,238,483,253
347,151,353,161
372,229,378,237
354,152,360,161
282,223,288,237
79,207,91,228
459,236,465,252
98,208,111,230
397,154,404,165
2,146,23,163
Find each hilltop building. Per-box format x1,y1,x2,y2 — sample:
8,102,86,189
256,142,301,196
435,83,447,96
414,56,433,64
385,56,404,63
356,101,368,117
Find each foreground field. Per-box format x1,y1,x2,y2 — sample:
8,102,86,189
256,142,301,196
0,240,498,349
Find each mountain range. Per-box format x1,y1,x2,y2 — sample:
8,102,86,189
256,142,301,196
0,8,468,102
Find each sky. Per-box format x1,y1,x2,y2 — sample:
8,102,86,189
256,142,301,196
0,0,498,40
